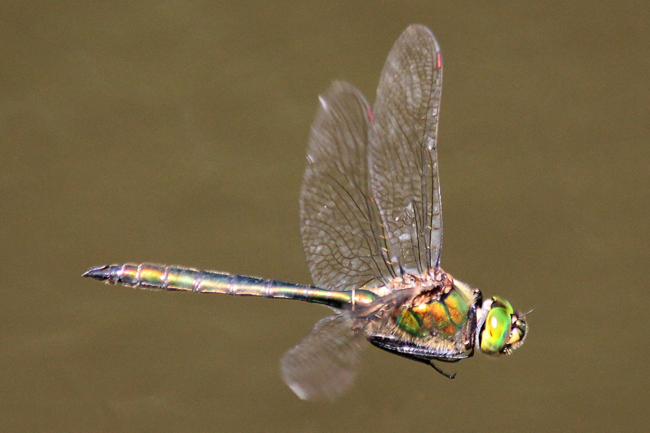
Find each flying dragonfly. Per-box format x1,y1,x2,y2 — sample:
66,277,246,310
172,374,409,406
84,24,527,401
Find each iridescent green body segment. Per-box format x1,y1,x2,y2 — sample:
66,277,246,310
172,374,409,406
396,289,470,339
84,25,528,401
85,263,378,310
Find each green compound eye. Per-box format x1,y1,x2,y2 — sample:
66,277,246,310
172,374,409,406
480,298,513,355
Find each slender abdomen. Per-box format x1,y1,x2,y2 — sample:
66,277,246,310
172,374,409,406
83,263,377,310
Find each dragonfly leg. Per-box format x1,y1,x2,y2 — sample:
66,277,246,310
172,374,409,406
428,360,456,379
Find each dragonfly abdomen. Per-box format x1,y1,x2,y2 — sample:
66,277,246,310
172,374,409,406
83,263,377,309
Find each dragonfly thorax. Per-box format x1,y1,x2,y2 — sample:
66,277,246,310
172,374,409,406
365,270,481,362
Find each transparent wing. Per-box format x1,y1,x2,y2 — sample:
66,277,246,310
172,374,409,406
301,82,396,291
281,314,367,401
369,25,444,275
280,288,417,400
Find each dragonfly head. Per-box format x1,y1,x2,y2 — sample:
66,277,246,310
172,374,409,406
478,296,527,356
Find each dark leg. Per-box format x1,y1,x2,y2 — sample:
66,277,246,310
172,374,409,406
429,360,456,379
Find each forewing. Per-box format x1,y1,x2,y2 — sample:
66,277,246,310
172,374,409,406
281,314,366,401
369,25,444,275
301,82,395,291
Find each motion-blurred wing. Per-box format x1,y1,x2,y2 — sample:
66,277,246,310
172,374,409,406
369,24,444,275
281,314,366,401
280,286,419,400
301,82,396,291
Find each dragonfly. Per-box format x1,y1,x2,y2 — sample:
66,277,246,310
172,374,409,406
84,25,527,401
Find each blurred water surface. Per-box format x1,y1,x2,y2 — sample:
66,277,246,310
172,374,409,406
1,1,648,432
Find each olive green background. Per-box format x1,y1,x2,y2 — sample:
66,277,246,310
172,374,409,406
2,1,648,432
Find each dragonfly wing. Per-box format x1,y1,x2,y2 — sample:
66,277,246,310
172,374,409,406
301,81,396,291
369,25,444,275
281,313,367,401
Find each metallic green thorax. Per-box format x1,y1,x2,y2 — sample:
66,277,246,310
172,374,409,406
84,263,378,310
395,289,471,339
364,271,483,363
